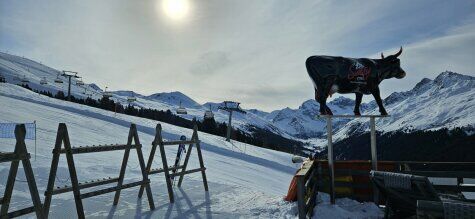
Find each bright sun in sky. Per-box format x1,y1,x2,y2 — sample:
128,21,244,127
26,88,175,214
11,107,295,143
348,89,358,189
161,0,190,20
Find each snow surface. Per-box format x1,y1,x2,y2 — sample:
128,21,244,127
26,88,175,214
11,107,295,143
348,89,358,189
0,83,383,218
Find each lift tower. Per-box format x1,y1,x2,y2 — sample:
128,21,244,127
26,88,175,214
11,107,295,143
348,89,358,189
61,70,81,101
218,101,246,142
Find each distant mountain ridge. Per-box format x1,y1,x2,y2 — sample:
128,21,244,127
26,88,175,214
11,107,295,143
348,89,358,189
1,52,474,151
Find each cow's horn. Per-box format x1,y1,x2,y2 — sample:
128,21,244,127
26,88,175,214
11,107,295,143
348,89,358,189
394,46,402,57
381,52,385,59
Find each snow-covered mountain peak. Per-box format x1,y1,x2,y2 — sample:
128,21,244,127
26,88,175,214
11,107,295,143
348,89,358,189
88,83,103,92
147,91,200,108
433,71,474,87
299,100,318,110
413,78,432,90
112,90,143,98
329,96,355,108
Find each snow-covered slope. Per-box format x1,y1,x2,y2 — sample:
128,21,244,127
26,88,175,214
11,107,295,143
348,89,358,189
0,77,384,218
1,52,473,147
0,83,299,217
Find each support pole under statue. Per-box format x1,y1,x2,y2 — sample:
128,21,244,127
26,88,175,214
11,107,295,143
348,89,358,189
318,114,387,205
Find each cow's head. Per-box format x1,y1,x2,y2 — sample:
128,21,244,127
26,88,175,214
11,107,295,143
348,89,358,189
380,47,406,79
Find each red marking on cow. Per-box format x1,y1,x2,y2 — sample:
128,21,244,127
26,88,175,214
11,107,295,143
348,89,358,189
348,62,371,81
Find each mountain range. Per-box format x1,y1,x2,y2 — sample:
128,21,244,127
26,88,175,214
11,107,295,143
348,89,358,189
1,52,474,154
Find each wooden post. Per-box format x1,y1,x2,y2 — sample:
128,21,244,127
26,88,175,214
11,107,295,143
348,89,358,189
1,142,21,216
296,177,306,219
177,143,193,187
193,125,209,191
113,125,134,205
59,124,85,218
17,125,45,219
0,124,45,219
137,124,160,198
132,125,155,210
43,124,66,217
157,125,175,203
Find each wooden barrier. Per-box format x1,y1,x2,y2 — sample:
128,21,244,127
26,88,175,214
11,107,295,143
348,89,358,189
0,124,44,218
295,161,320,219
295,160,475,219
43,123,155,219
138,123,208,203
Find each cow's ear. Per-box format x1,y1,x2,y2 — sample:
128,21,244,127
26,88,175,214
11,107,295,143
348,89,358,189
381,53,385,59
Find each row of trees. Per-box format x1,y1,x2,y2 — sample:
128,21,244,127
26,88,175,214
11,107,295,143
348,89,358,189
20,83,303,154
316,127,475,162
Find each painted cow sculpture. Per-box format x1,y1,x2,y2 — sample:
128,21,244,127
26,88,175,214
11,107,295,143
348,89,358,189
306,47,406,115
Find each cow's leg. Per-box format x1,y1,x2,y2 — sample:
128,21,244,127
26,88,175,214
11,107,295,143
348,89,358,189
354,93,363,116
315,89,327,115
371,87,388,115
318,81,333,115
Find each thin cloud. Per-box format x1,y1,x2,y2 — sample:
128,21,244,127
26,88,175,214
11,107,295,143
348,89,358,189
1,0,474,111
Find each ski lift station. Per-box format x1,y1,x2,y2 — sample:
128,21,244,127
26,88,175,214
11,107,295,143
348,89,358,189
176,101,187,114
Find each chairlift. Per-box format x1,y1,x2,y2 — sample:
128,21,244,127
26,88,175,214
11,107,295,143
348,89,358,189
54,73,63,83
204,105,214,119
76,78,85,86
40,77,48,85
21,75,29,83
127,96,137,103
176,101,187,114
102,86,113,98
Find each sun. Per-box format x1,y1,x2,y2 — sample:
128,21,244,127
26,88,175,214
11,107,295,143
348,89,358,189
162,0,190,20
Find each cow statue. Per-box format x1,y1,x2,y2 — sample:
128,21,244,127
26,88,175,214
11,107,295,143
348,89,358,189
305,47,406,116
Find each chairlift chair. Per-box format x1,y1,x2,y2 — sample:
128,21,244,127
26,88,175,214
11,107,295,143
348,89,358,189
176,101,188,114
54,73,63,83
204,105,214,119
127,96,137,103
76,78,85,86
40,77,48,85
102,86,113,98
21,75,29,83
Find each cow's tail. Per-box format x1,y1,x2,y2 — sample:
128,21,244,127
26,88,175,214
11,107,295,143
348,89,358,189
305,57,319,91
305,56,319,101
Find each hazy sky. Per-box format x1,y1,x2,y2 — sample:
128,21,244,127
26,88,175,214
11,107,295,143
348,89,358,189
1,0,474,111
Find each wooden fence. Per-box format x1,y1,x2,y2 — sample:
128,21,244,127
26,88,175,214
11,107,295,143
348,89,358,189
295,160,475,219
